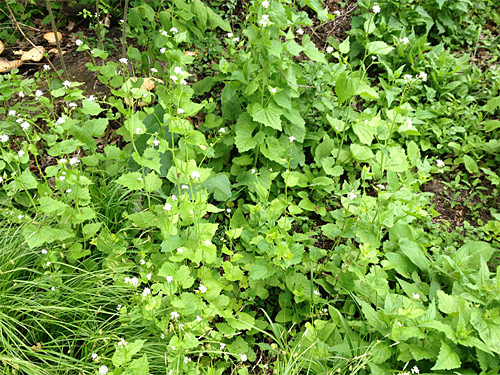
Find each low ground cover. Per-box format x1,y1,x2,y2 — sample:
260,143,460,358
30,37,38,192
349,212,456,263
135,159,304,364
0,0,499,374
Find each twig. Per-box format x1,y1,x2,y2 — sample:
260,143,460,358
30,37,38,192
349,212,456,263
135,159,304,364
3,0,64,81
278,67,316,89
45,0,69,80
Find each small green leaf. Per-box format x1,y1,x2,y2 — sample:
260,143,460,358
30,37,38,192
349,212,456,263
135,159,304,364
144,172,162,192
115,172,144,190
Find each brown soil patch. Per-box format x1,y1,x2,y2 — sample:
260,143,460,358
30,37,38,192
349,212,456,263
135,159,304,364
422,178,495,231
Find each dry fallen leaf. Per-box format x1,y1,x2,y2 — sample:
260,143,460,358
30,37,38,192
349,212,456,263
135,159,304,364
124,77,164,106
12,50,25,56
184,51,197,57
21,46,46,62
0,59,24,73
44,32,63,45
0,41,4,55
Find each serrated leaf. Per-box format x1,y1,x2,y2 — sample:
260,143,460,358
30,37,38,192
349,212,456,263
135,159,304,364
431,341,461,370
302,35,327,63
249,259,272,280
112,339,145,367
144,172,162,192
234,113,259,152
284,40,304,56
202,174,232,201
352,121,374,145
39,197,69,215
248,102,282,130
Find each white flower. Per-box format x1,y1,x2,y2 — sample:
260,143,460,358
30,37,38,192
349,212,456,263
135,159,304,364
204,240,211,246
418,71,427,81
296,28,304,35
219,128,226,134
117,337,128,348
161,30,168,36
436,159,445,168
160,333,165,339
259,14,270,27
135,127,144,135
403,74,413,82
56,117,65,125
404,118,413,129
63,80,71,88
181,184,189,190
176,248,183,253
220,343,226,350
18,150,25,157
170,27,178,33
196,315,202,322
18,91,25,98
240,354,248,362
59,158,67,164
90,49,95,54
199,284,207,293
8,110,16,116
116,304,122,311
171,194,177,201
166,275,173,283
177,108,185,114
289,136,296,142
49,285,55,291
142,287,151,296
21,121,30,130
372,4,381,13
170,75,178,82
69,157,79,166
0,177,3,183
251,168,256,174
397,321,403,327
400,37,409,45
0,134,9,142
313,290,320,296
75,39,83,46
162,202,173,211
232,37,240,42
91,353,98,360
151,67,158,73
326,46,334,53
170,311,180,319
262,0,270,8
160,47,166,54
348,190,357,200
43,64,50,70
88,95,96,102
41,249,48,254
119,57,128,64
183,356,191,364
59,176,65,181
130,277,139,286
69,102,77,108
412,292,420,300
269,87,277,94
65,189,72,193
18,214,24,220
334,10,341,16
411,366,420,374
174,66,184,75
227,32,233,38
139,259,146,265
191,171,200,180
146,273,152,280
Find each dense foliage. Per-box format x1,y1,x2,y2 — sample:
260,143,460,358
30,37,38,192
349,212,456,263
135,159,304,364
0,0,499,374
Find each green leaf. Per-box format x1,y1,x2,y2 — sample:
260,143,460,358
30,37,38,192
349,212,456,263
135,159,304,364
248,102,282,131
115,172,144,190
144,172,162,192
81,101,104,116
16,169,38,190
221,84,242,122
350,144,374,161
483,120,500,132
227,312,255,330
335,72,358,105
366,41,394,55
39,197,69,215
302,35,327,63
352,121,374,145
123,354,150,375
483,96,500,113
112,339,145,367
471,309,500,354
463,155,479,174
284,40,304,56
192,0,208,31
249,259,272,280
234,113,259,152
339,38,350,54
202,174,232,201
399,238,429,272
431,341,461,370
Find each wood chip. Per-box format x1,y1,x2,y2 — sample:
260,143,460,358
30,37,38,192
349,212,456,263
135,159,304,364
21,46,46,62
0,41,4,55
43,32,63,45
0,58,24,73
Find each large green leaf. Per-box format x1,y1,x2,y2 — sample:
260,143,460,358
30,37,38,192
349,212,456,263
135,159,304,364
366,41,394,55
115,172,144,190
399,238,429,272
431,341,461,370
248,102,282,130
202,174,232,201
335,72,358,105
